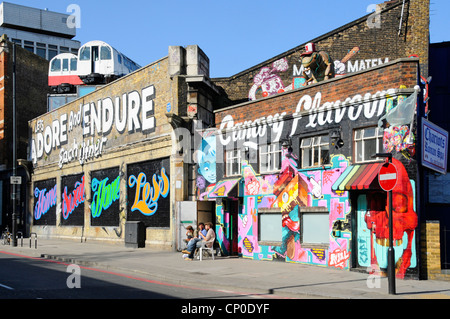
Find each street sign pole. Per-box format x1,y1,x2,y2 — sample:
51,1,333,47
375,152,396,295
388,187,396,295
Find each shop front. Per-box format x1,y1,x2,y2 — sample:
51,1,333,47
197,58,422,278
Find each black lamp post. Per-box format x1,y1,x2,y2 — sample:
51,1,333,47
11,43,18,247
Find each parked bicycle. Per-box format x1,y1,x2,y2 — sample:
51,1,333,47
1,226,11,245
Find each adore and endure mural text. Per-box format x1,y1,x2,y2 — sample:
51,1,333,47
30,85,156,168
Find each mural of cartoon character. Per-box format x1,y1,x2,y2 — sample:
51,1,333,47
300,43,335,85
196,135,217,192
248,58,290,101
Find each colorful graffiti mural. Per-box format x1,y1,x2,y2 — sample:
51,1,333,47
127,158,171,227
33,179,57,225
128,168,170,217
362,158,417,279
221,143,352,268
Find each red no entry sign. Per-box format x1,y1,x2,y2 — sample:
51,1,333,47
378,163,398,191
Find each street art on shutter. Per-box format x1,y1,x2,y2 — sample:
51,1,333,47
61,174,85,226
127,158,171,227
33,179,57,226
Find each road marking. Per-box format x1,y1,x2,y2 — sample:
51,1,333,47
0,283,14,290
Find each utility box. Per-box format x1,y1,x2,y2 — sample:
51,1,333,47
125,221,146,248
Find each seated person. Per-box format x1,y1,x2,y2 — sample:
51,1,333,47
183,225,194,244
182,222,215,260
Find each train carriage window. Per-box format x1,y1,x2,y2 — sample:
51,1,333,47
80,46,90,61
100,46,112,60
51,59,61,72
70,58,77,71
62,59,69,71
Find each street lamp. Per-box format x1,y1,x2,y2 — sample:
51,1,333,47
372,152,395,295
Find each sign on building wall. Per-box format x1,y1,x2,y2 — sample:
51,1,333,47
422,119,448,175
127,158,171,227
33,179,57,226
90,167,121,227
30,84,157,168
61,173,85,226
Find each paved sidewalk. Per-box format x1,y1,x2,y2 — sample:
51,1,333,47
1,238,450,299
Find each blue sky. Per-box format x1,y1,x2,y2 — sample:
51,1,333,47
9,0,450,77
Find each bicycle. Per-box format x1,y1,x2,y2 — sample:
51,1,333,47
1,227,11,245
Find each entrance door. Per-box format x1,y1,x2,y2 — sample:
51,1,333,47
356,194,371,268
228,200,239,255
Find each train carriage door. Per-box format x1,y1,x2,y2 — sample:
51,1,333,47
91,45,99,74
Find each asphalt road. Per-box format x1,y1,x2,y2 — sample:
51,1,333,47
0,252,288,300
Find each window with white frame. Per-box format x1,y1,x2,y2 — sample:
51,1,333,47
259,143,282,173
258,209,282,244
301,207,329,245
354,127,384,163
301,135,330,168
225,149,242,176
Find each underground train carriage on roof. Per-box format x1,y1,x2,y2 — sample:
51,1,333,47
49,40,141,93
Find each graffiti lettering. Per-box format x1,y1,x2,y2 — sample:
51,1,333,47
91,176,120,218
31,86,156,164
34,185,57,220
328,248,350,269
62,176,86,220
290,89,395,135
218,113,286,146
128,168,170,216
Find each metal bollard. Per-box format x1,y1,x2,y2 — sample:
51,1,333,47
30,233,37,249
16,231,23,247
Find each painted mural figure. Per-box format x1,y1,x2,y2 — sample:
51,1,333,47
300,43,335,85
364,158,418,279
271,142,308,260
248,58,289,100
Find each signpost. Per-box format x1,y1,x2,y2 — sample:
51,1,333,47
422,119,448,175
378,163,398,192
375,153,397,295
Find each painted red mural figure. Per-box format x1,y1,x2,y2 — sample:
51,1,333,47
364,158,418,279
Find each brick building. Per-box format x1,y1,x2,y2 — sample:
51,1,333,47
190,0,444,280
0,36,49,235
28,45,223,249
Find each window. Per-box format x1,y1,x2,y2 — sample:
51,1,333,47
354,127,384,163
225,149,242,176
101,46,112,60
60,46,69,53
258,209,282,244
70,58,77,71
48,45,58,60
24,40,34,53
301,135,330,168
259,143,281,173
301,207,329,245
79,46,90,61
62,58,69,71
51,58,61,72
36,43,46,59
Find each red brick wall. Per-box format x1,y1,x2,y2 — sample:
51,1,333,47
215,58,419,125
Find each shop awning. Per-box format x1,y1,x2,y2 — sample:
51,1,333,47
207,178,241,198
332,162,383,191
